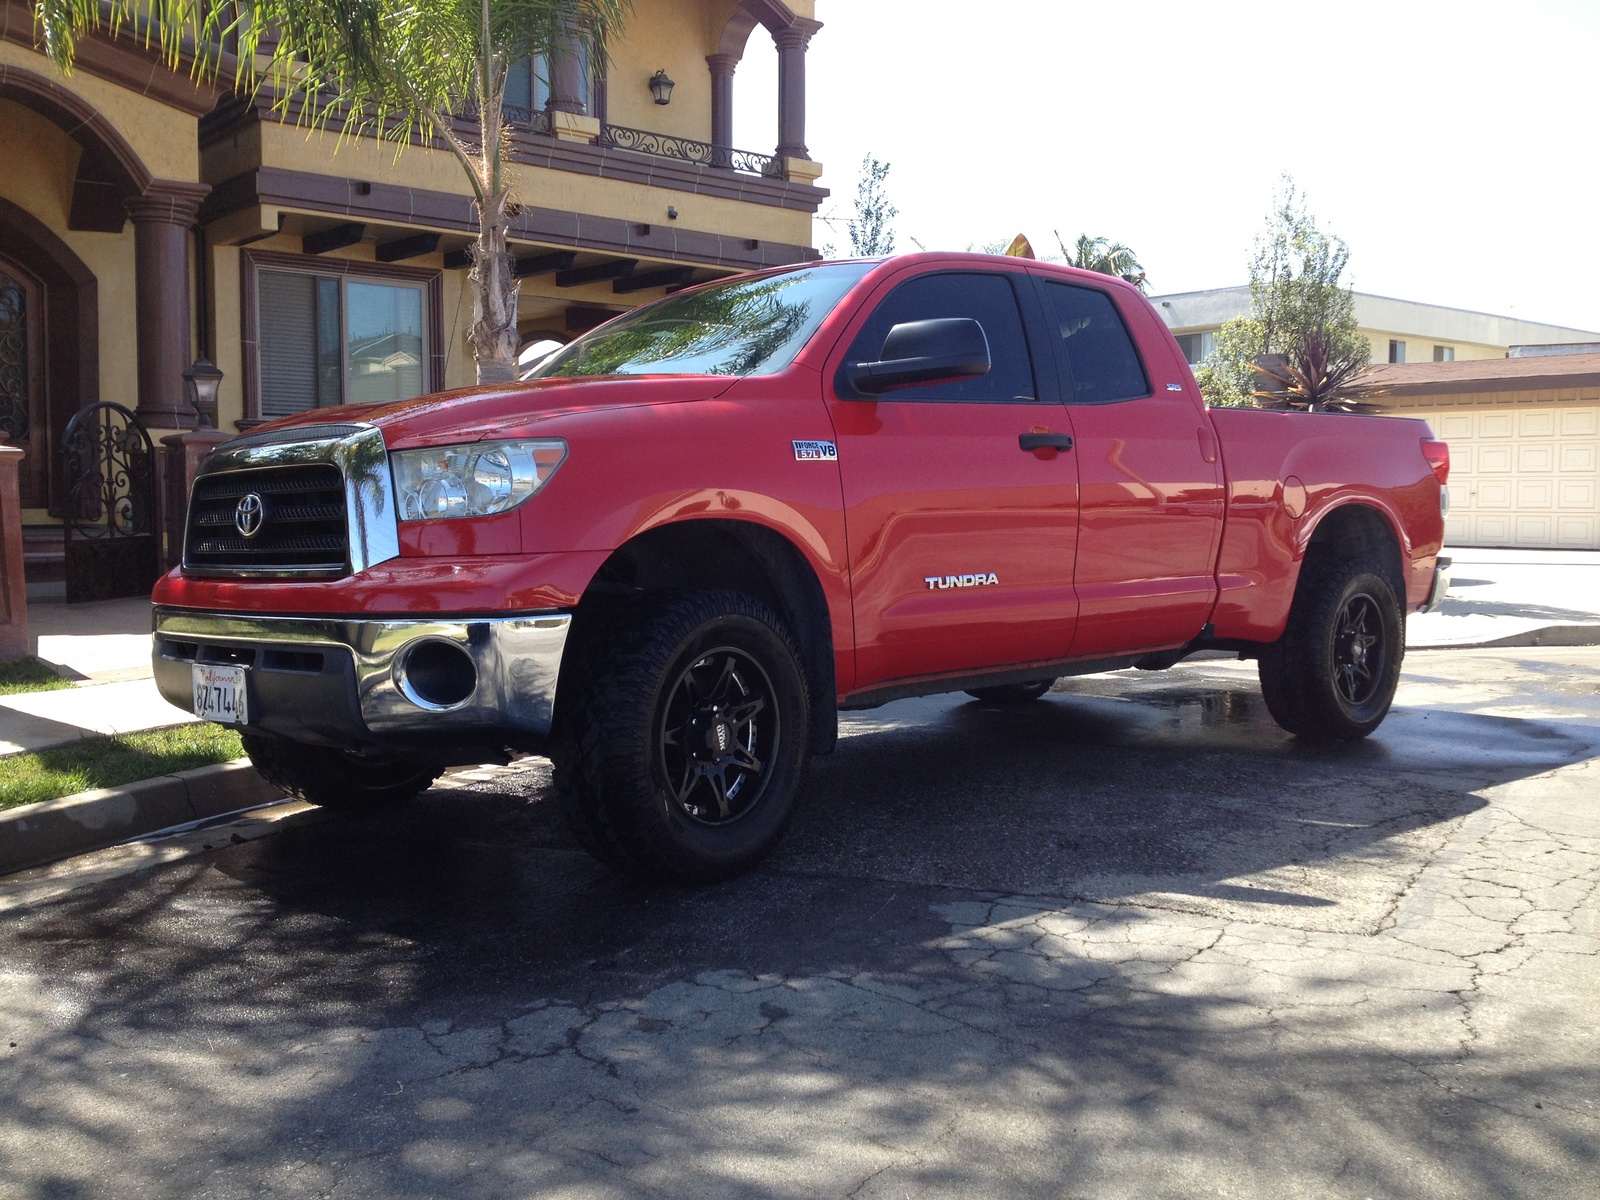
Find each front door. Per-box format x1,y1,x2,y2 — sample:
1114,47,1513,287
0,257,47,507
826,268,1080,692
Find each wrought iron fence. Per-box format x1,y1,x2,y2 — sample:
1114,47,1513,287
597,124,779,177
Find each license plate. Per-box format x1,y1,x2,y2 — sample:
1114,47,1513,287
193,664,248,725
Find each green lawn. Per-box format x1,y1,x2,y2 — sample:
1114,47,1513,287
0,657,74,695
0,724,245,811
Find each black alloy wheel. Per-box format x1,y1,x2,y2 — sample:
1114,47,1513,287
660,647,779,825
1332,593,1386,708
553,589,811,883
1257,555,1403,741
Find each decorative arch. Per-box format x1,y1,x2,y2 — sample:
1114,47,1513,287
0,196,100,510
0,64,153,232
736,0,800,34
717,8,761,60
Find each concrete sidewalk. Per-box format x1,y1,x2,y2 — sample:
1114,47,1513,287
2,595,195,758
1406,547,1600,648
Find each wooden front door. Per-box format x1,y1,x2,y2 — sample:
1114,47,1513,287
0,256,48,509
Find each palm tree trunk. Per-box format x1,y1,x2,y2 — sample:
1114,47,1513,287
468,187,520,384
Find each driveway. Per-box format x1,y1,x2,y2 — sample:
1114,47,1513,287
2,646,1597,1198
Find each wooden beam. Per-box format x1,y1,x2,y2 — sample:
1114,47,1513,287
555,258,637,288
375,232,441,263
442,249,472,270
301,223,365,255
613,267,697,294
513,251,578,278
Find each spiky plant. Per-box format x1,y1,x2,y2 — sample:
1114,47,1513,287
34,0,632,384
1252,325,1376,412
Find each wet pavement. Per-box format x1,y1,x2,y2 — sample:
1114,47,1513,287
1,647,1597,1198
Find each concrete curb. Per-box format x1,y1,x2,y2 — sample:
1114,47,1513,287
0,759,284,877
1409,623,1600,652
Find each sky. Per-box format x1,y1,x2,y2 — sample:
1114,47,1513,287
732,0,1600,333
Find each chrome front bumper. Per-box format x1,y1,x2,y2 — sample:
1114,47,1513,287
152,608,571,753
1421,556,1452,614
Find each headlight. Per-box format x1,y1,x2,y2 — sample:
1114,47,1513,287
391,439,566,521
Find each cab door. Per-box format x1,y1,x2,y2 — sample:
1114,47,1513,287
1028,275,1224,656
825,268,1080,692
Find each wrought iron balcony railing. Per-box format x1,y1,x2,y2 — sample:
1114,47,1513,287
596,124,779,178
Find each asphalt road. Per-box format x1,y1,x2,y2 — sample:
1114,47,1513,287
2,647,1597,1199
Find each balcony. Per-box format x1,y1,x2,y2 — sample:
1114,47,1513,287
499,106,780,179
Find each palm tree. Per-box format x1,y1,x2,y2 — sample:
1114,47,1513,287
1055,232,1149,293
35,0,632,384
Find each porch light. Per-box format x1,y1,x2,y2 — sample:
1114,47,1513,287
183,356,224,428
649,69,675,105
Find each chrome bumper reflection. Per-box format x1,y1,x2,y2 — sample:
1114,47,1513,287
1422,556,1452,614
153,608,571,737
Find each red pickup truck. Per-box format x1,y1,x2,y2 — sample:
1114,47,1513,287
153,253,1451,882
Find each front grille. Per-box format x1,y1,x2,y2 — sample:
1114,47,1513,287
185,464,348,574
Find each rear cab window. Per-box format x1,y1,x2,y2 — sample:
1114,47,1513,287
1035,279,1150,404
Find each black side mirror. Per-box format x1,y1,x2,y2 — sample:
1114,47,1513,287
845,318,991,396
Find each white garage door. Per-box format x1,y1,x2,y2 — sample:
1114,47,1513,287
1431,406,1600,549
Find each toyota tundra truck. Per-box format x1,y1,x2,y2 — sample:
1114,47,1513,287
152,253,1452,882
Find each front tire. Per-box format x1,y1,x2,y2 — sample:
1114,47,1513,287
555,591,810,884
241,732,441,809
1258,556,1403,741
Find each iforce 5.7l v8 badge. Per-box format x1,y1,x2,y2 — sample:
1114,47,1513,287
792,440,838,461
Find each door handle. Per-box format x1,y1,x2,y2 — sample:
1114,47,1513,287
1019,433,1074,452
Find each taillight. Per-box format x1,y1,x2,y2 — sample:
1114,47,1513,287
1421,438,1450,485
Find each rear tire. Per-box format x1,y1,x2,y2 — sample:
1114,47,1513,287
241,732,441,810
1258,556,1403,741
554,590,810,884
964,680,1055,704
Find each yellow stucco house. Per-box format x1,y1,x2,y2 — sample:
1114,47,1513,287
0,0,825,541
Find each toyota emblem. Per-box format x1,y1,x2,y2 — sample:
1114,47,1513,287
234,493,265,538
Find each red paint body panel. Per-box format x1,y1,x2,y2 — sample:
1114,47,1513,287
1058,286,1225,655
159,252,1446,710
153,552,608,616
1207,407,1445,642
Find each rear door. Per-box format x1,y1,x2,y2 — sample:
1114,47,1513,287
1029,275,1225,656
825,267,1080,691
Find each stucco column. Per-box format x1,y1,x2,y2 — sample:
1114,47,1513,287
774,20,820,160
161,428,230,570
0,442,26,661
125,181,210,430
547,28,588,115
707,53,738,164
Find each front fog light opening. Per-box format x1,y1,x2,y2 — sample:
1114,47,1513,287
395,640,478,710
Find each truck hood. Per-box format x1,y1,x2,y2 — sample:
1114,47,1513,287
245,375,741,449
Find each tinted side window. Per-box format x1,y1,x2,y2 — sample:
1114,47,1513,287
1039,281,1149,404
843,272,1036,402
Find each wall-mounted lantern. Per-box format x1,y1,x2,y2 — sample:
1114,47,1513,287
182,357,224,429
649,69,675,105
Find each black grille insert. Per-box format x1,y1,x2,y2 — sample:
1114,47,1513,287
185,464,347,574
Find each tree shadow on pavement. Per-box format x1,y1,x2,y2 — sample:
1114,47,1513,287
1,665,1595,1199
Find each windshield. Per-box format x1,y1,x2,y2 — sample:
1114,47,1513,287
530,262,874,379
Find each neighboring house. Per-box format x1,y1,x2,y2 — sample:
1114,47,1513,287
0,0,825,535
1357,353,1600,551
1151,285,1600,367
1150,285,1600,551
